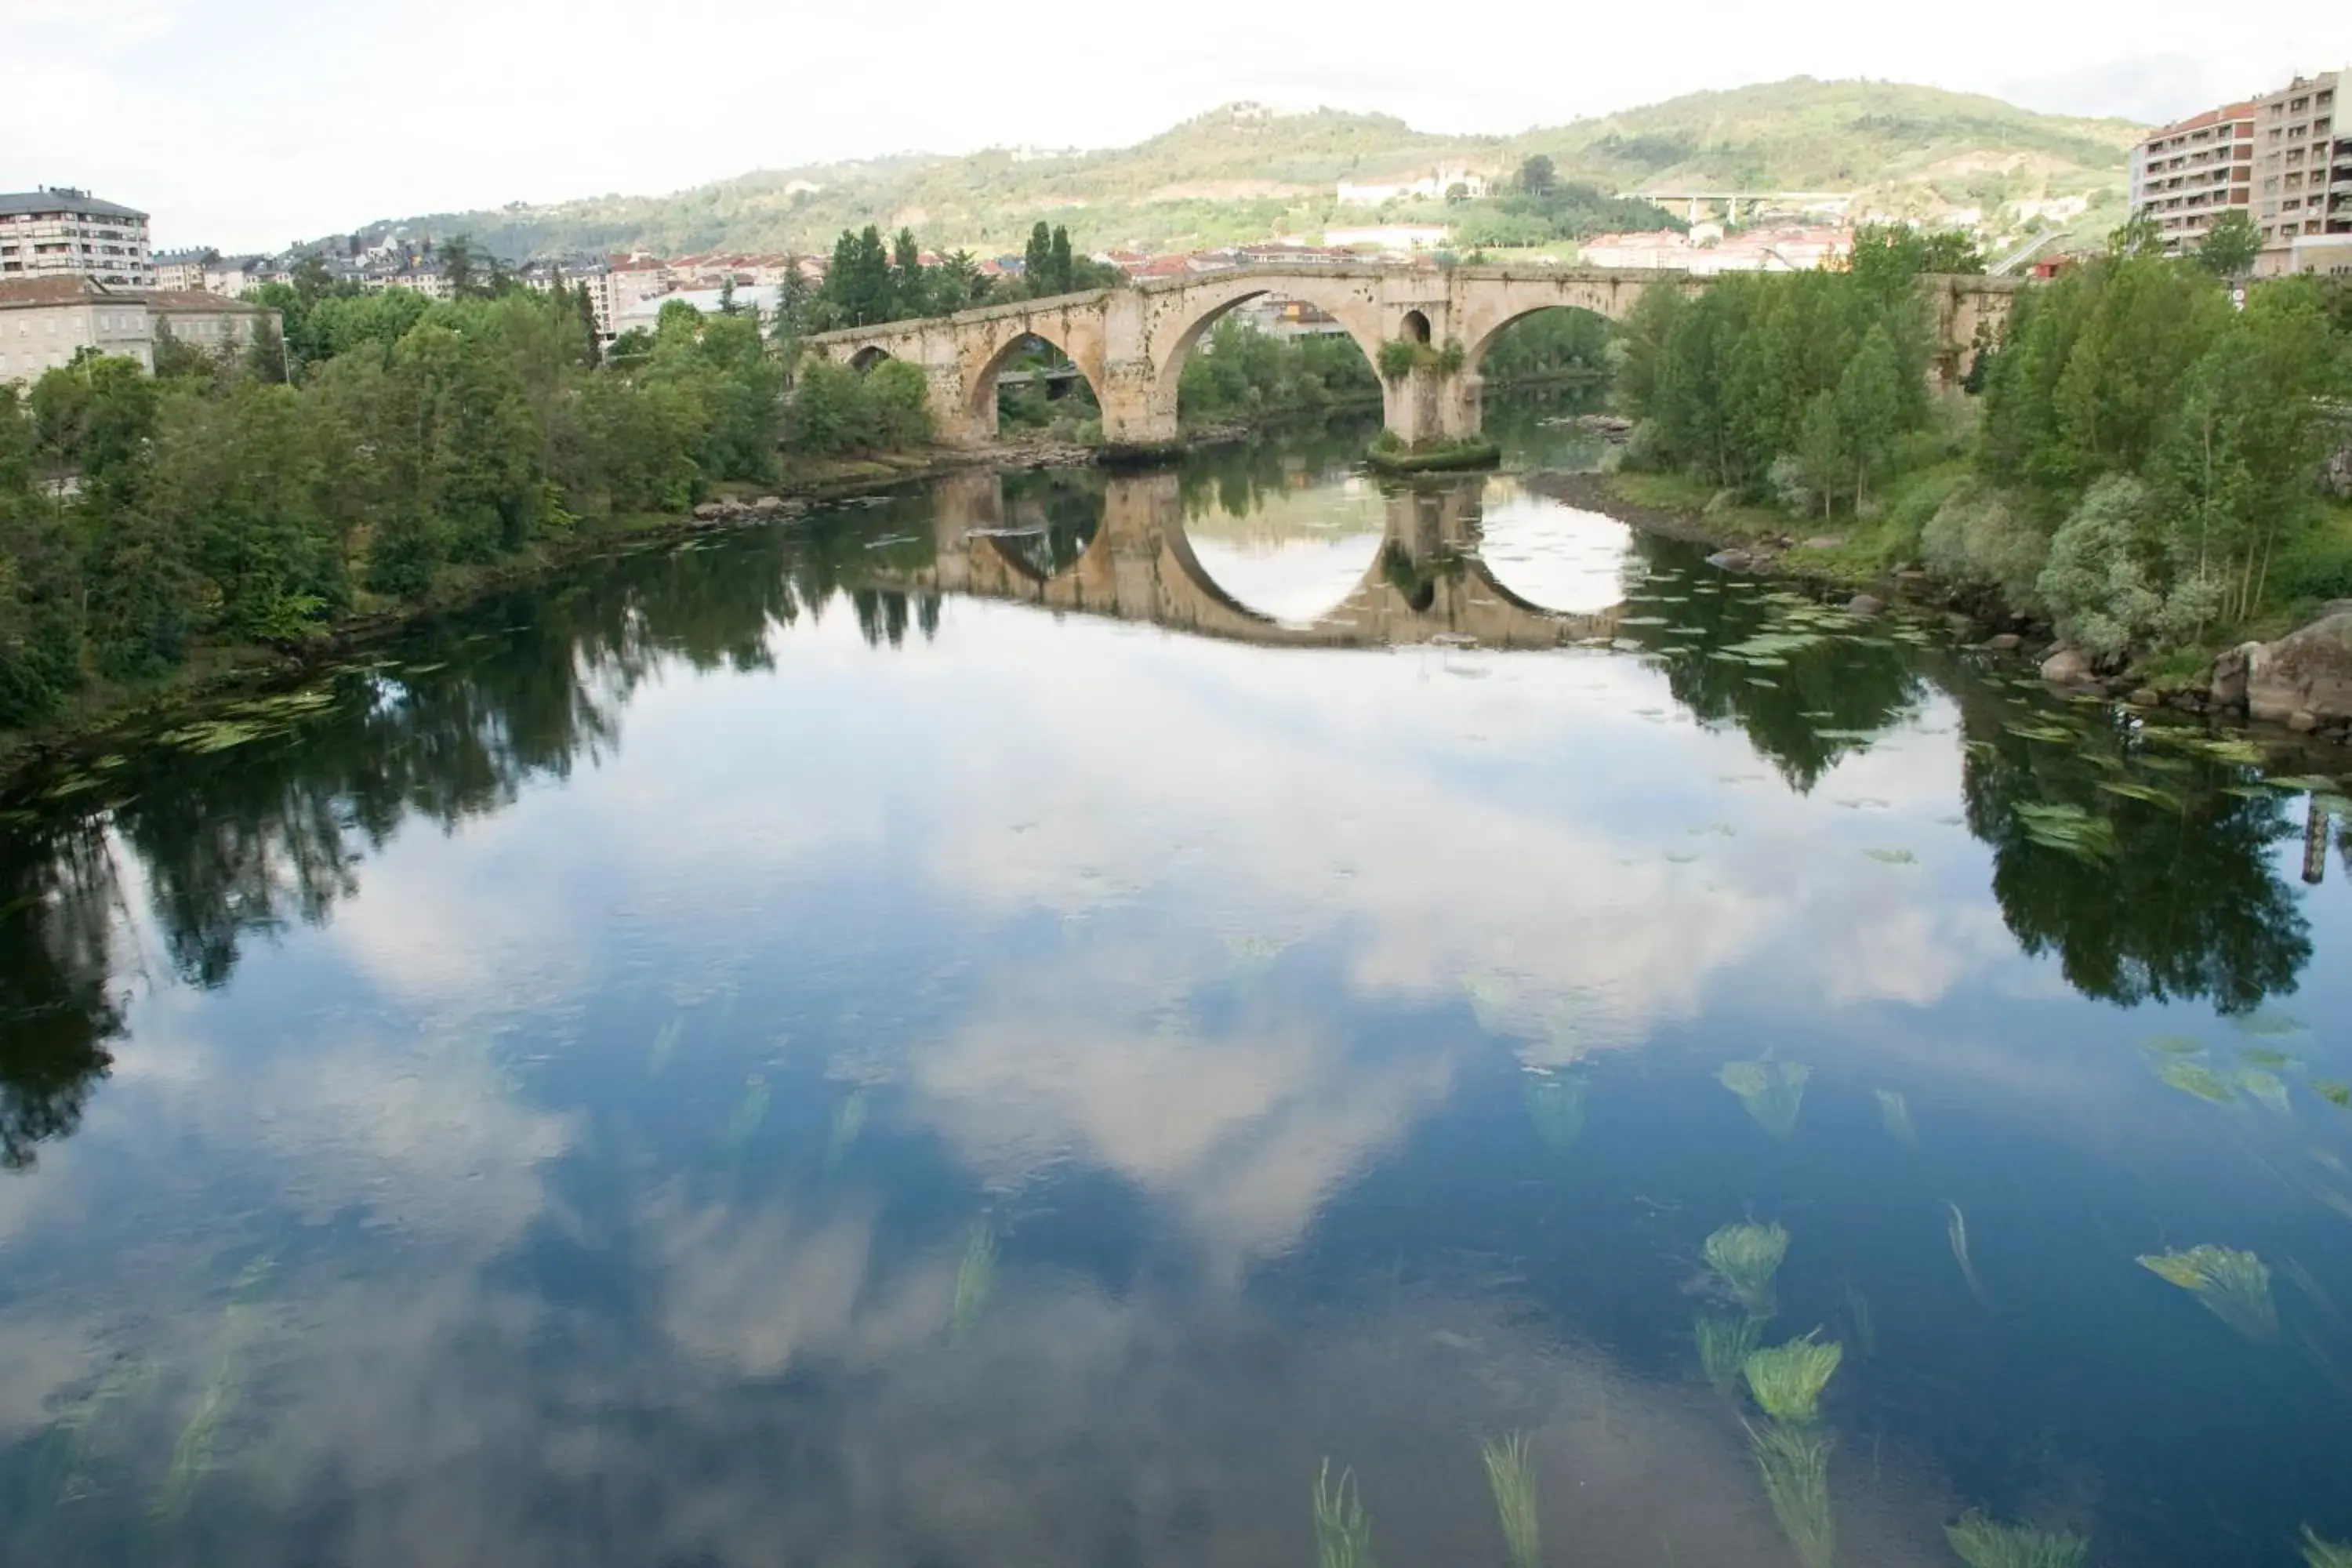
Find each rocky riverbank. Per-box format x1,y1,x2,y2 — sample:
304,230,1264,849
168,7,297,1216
1528,470,2352,750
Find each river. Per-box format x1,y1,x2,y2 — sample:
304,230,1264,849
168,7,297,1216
0,405,2348,1567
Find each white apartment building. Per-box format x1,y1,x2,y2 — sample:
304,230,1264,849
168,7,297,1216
0,276,275,387
2251,70,2348,272
0,189,156,287
2127,101,2256,252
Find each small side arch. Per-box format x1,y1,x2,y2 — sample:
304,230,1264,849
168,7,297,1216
964,326,1099,435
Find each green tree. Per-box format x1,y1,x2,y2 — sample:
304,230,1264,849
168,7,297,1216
1024,223,1052,292
1834,323,1904,512
1519,154,1557,196
440,234,480,298
2196,211,2260,278
892,227,929,318
1049,227,1075,294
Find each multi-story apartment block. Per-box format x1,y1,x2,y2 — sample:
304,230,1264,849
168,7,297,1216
0,189,156,287
2251,70,2349,274
152,249,215,292
2128,102,2257,251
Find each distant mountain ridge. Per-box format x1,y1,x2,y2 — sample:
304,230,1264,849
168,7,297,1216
354,78,2144,261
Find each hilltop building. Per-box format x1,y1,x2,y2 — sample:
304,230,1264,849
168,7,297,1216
0,188,155,287
0,277,274,387
1335,164,1490,205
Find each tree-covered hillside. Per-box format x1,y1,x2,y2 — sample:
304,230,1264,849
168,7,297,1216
358,78,2142,261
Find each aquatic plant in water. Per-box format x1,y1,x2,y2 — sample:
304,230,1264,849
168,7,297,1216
1747,1418,1835,1568
1704,1221,1791,1317
1843,1284,1876,1358
1313,1458,1374,1568
1947,1202,1991,1308
1719,1059,1810,1140
2137,1246,2278,1343
1945,1512,2090,1568
951,1222,999,1343
1875,1089,1917,1149
1743,1334,1843,1425
1524,1071,1588,1155
2303,1527,2352,1567
1481,1432,1541,1568
2157,1058,2236,1105
825,1089,869,1173
2236,1069,2293,1116
1697,1313,1764,1397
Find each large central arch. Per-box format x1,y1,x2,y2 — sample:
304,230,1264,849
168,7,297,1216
1138,273,1399,440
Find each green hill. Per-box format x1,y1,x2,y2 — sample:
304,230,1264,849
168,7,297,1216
365,78,2143,261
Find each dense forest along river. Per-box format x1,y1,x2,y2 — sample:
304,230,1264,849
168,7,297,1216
2,405,2350,1568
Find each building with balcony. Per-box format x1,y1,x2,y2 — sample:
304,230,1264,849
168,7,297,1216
0,188,156,287
2250,70,2349,274
2127,101,2257,252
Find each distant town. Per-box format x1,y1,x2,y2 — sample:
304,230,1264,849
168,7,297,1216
2,65,2344,388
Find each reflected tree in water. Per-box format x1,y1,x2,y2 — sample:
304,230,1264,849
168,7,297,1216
1620,542,1926,791
0,819,121,1170
1956,689,2310,1014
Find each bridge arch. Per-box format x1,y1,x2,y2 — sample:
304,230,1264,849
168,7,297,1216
963,323,1105,438
1142,274,1396,434
848,345,894,373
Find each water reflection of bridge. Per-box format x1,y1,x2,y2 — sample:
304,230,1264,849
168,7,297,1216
883,470,1628,650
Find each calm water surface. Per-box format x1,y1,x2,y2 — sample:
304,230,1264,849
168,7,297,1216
2,409,2350,1567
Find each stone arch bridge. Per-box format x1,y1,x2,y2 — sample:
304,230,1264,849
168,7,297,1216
807,263,2018,452
873,469,1628,651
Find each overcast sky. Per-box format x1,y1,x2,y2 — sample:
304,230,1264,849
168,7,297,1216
3,0,2343,252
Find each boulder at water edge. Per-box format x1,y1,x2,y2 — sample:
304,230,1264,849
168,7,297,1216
2246,612,2352,724
2209,641,2263,710
2040,646,2093,686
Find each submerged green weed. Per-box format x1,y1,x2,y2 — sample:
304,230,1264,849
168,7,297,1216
1844,1284,1876,1358
825,1089,869,1173
1945,1511,2090,1568
2303,1527,2352,1567
1875,1089,1917,1149
2139,1245,2278,1343
1704,1221,1790,1317
1947,1202,1991,1308
1524,1071,1588,1155
1481,1432,1541,1568
1743,1334,1843,1424
1747,1418,1835,1568
2012,801,2118,862
2157,1058,2236,1104
951,1221,999,1344
1719,1059,1810,1140
1313,1458,1374,1568
1696,1313,1764,1397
